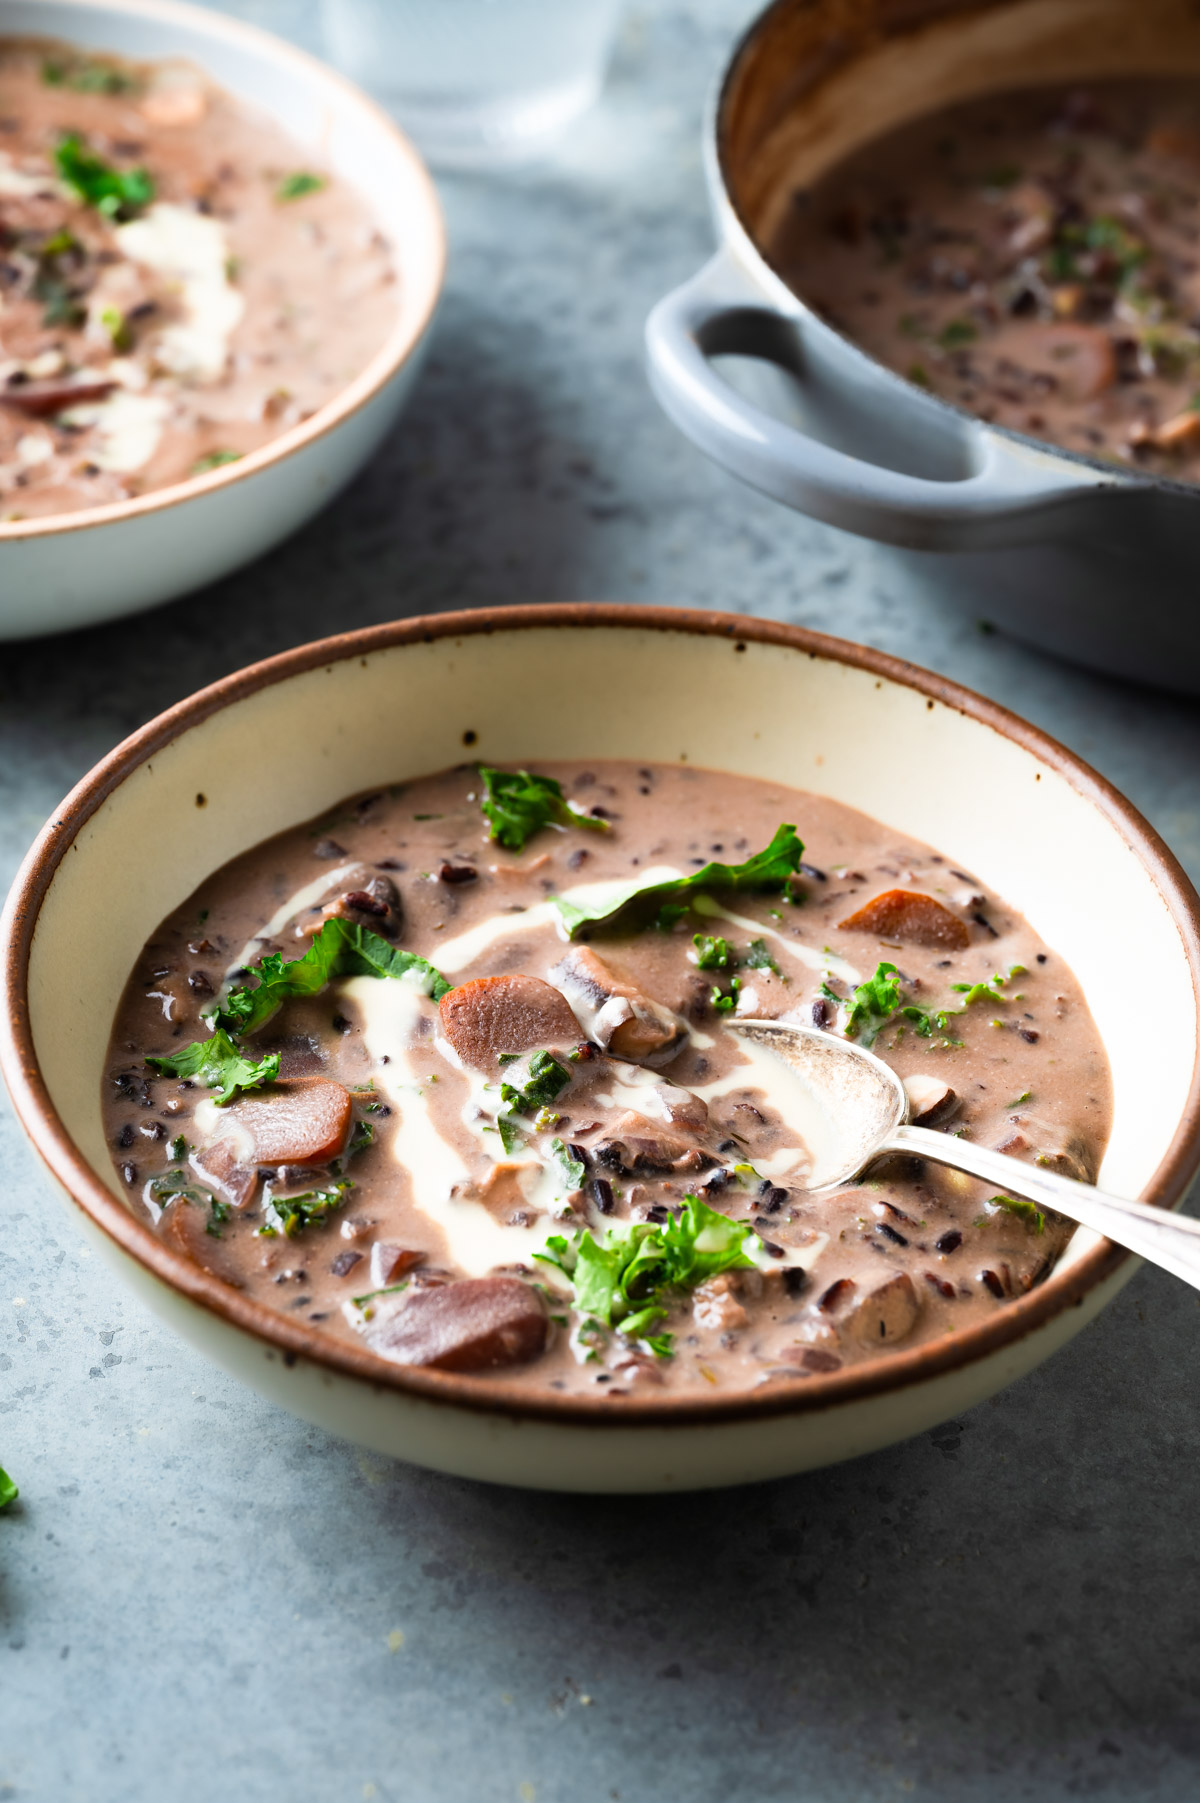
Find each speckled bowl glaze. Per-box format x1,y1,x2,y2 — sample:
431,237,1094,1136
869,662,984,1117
4,606,1200,1491
0,0,444,639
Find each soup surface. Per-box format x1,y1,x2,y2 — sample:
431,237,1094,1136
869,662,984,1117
103,761,1112,1398
0,38,397,519
771,80,1200,484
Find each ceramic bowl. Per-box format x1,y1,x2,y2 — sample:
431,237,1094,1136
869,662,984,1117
4,605,1200,1492
645,0,1200,692
0,0,444,639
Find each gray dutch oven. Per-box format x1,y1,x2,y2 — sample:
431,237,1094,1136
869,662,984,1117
645,0,1200,693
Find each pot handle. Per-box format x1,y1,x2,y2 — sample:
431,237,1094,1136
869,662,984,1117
645,250,1114,552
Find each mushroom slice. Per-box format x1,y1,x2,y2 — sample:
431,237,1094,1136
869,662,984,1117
841,1272,921,1346
223,1077,353,1168
839,888,970,950
592,1111,714,1176
439,974,582,1073
902,1074,959,1126
363,1277,548,1371
552,947,687,1066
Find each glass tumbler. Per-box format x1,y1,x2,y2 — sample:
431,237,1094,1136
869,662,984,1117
319,0,626,169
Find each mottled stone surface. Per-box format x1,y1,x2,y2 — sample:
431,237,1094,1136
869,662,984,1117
3,4,1200,1799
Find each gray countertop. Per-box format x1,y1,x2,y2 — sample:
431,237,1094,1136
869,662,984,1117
4,4,1200,1798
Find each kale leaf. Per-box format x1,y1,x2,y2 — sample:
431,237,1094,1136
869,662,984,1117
146,1029,280,1107
534,1193,758,1336
276,171,326,201
212,917,450,1037
990,1193,1045,1234
259,1180,352,1238
555,824,805,938
496,1051,571,1153
55,133,154,218
842,962,903,1047
478,765,611,852
692,933,734,969
0,1465,17,1510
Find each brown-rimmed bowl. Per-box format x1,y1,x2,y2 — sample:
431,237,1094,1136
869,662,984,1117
4,604,1199,1491
0,0,445,639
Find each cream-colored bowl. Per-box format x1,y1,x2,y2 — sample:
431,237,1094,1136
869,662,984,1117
0,0,444,638
4,606,1200,1491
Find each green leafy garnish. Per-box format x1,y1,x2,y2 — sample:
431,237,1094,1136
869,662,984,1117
551,1137,585,1192
0,1466,17,1509
744,938,781,975
843,962,903,1047
213,917,450,1038
276,171,326,202
554,824,804,938
478,765,611,852
938,317,977,349
349,1119,375,1155
990,1193,1045,1233
167,1134,188,1163
146,1029,280,1107
192,449,242,474
710,977,741,1014
206,1198,231,1238
259,1180,351,1237
43,56,136,93
100,305,130,351
55,133,154,218
534,1194,758,1334
692,933,734,970
497,1052,571,1153
1006,1090,1033,1110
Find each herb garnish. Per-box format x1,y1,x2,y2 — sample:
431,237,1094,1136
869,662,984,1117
43,56,136,94
692,934,734,970
478,765,611,852
211,917,451,1038
535,1193,758,1342
0,1466,17,1510
555,824,804,938
276,171,326,202
55,133,154,219
551,1137,585,1192
192,449,242,474
841,961,962,1049
990,1193,1045,1233
146,1028,280,1106
259,1180,351,1237
496,1051,571,1154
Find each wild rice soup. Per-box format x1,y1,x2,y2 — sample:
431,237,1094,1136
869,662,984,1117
104,760,1112,1397
772,80,1200,484
0,38,397,519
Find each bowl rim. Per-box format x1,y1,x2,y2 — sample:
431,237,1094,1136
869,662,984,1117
709,0,1200,505
5,602,1200,1427
0,0,446,543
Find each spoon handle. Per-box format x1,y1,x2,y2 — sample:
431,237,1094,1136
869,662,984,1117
888,1122,1200,1291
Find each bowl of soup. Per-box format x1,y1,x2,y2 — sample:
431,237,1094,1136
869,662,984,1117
0,0,444,637
645,0,1200,692
4,604,1200,1491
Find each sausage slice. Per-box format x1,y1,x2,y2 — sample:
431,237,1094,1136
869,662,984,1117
364,1277,548,1371
224,1077,352,1167
439,974,581,1071
839,888,970,950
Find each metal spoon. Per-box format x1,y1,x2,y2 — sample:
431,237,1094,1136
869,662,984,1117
729,1018,1200,1290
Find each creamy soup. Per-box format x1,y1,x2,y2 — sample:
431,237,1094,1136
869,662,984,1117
0,38,397,519
103,761,1112,1397
771,80,1200,484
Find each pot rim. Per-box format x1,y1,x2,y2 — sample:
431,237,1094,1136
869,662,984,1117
0,0,446,543
5,603,1200,1427
708,0,1200,505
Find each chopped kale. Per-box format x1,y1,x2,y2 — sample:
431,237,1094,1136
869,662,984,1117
478,765,611,852
55,133,154,218
991,1193,1045,1233
205,1198,231,1238
145,1028,280,1107
259,1180,352,1237
497,1052,571,1152
744,937,781,975
843,962,903,1047
534,1193,758,1334
192,449,242,474
167,1134,188,1163
0,1466,17,1509
211,917,450,1038
555,824,805,938
276,171,326,202
349,1119,375,1155
43,56,137,93
710,976,741,1014
551,1137,585,1192
692,933,735,970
